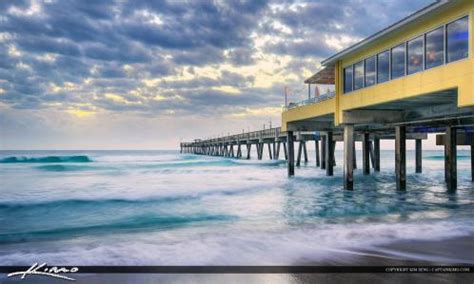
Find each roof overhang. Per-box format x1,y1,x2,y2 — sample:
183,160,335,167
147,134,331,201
304,65,335,84
321,0,454,66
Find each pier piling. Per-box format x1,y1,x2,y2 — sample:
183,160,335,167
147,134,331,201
326,132,333,176
395,126,406,191
374,137,380,172
315,140,320,167
287,131,295,176
321,136,326,170
415,139,422,173
363,133,370,175
344,125,354,190
446,126,457,192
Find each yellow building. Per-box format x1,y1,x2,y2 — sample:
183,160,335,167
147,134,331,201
281,0,474,191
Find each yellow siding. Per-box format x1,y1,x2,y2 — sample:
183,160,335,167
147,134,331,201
337,1,474,124
282,1,474,129
281,98,335,131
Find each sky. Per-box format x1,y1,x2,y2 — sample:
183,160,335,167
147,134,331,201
0,0,440,150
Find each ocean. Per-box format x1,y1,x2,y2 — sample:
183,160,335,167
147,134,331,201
0,149,472,265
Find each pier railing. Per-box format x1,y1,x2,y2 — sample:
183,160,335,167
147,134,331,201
284,91,335,111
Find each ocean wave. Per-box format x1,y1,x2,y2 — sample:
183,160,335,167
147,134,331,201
424,155,470,161
0,155,92,163
0,213,237,244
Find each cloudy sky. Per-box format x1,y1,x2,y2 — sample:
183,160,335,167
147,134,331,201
0,0,435,150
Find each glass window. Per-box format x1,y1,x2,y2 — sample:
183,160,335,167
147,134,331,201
377,50,390,83
344,66,353,93
364,56,376,87
425,27,444,69
407,36,423,74
447,16,469,63
391,43,406,79
353,61,364,90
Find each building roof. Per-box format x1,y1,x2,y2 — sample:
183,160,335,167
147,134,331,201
304,65,335,84
321,0,453,66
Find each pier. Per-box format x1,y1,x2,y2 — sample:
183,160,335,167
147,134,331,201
181,0,474,192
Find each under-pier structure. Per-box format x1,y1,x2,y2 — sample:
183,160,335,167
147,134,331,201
182,0,474,192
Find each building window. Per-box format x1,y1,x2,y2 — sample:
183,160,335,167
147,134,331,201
391,43,406,79
407,36,423,74
343,66,353,93
353,61,364,90
364,56,376,87
447,16,469,63
425,26,444,69
377,50,390,83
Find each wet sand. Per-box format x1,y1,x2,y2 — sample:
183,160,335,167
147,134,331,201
2,236,472,283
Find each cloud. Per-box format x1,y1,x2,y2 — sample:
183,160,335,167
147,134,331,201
0,0,435,148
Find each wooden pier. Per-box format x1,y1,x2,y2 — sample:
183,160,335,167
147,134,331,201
181,125,472,192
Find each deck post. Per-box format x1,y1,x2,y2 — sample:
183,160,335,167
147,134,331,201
362,132,370,175
446,126,457,192
344,125,355,190
267,143,273,160
326,132,333,176
315,140,320,167
272,142,276,160
471,135,474,182
287,131,295,176
353,142,357,169
321,136,326,170
296,141,303,166
275,142,281,160
374,136,380,171
415,139,422,173
303,141,308,163
395,126,406,191
369,141,375,169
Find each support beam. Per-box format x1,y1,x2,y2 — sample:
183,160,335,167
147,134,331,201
395,126,406,191
283,142,288,160
446,126,457,192
344,125,354,190
353,142,357,169
287,132,295,176
332,141,336,166
296,141,303,166
267,143,273,160
303,141,308,163
275,142,281,160
321,136,326,170
326,132,333,176
315,140,320,167
362,133,370,175
415,139,422,173
471,137,474,182
374,137,380,172
272,143,277,160
246,144,251,159
369,141,375,169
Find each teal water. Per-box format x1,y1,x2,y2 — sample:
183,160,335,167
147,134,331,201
0,149,472,265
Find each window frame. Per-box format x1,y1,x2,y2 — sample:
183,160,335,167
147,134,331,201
424,25,445,70
390,42,406,80
343,65,354,93
353,60,365,90
364,56,377,87
445,15,470,64
376,49,390,84
406,35,425,75
339,14,469,95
